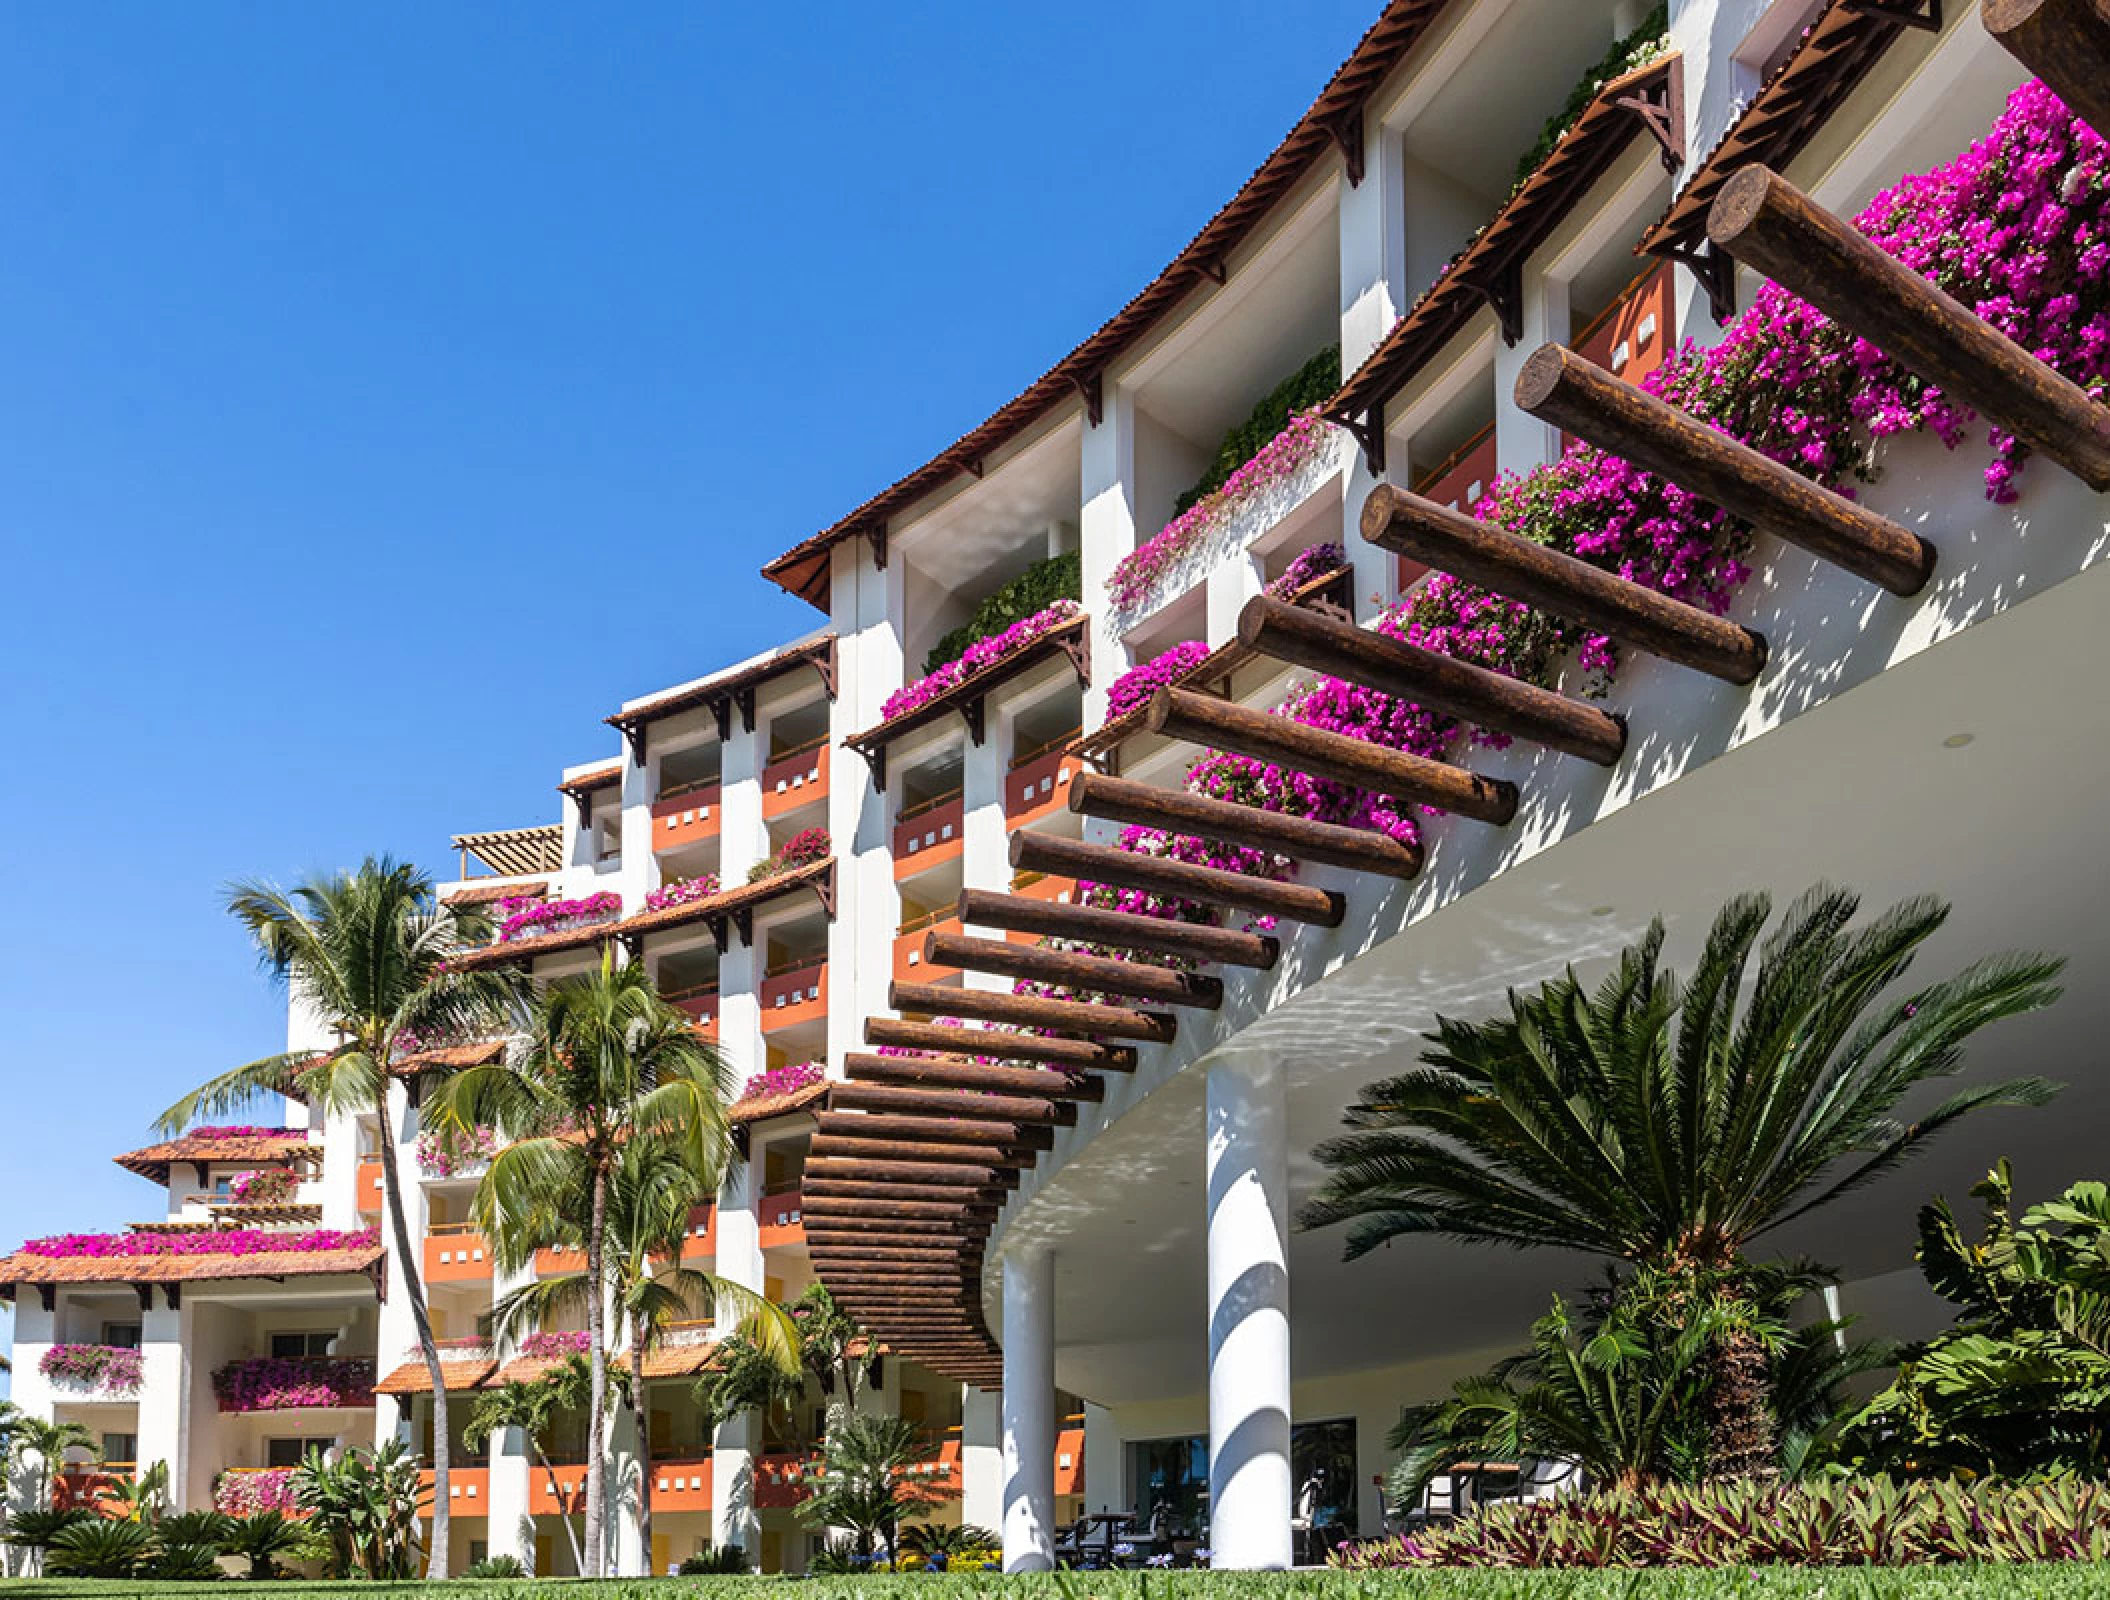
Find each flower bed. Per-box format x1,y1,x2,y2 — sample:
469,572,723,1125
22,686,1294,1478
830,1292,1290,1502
19,1226,380,1259
645,873,721,912
498,891,622,943
39,1343,143,1393
214,1467,298,1517
416,1123,497,1178
1108,413,1342,618
1075,83,2109,931
226,1168,297,1205
747,826,830,884
881,600,1083,722
184,1125,292,1142
739,1061,825,1103
1105,640,1212,722
213,1356,376,1413
518,1330,591,1360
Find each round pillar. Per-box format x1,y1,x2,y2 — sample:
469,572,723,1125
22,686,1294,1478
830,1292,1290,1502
1000,1246,1055,1572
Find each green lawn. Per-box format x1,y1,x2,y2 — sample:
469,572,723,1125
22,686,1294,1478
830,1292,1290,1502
7,1571,2110,1599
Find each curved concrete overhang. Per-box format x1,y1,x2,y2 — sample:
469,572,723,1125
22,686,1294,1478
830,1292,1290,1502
982,427,2110,1405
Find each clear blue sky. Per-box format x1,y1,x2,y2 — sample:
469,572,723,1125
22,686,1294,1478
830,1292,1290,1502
0,2,1379,1268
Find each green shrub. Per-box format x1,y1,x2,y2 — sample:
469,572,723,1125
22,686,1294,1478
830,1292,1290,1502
148,1539,228,1580
158,1509,236,1551
3,1507,95,1548
1171,346,1340,518
806,1536,870,1574
467,1553,529,1577
45,1516,157,1577
677,1544,753,1574
924,550,1081,675
1334,1476,2110,1568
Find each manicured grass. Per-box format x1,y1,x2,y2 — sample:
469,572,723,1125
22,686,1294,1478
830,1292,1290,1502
7,1571,2110,1599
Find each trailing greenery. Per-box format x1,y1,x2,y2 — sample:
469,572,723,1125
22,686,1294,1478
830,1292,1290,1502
1508,4,1669,197
924,550,1081,675
1172,346,1341,518
1336,1476,2110,1568
1839,1160,2110,1479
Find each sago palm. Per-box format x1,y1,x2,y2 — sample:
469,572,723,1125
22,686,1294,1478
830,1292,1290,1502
157,857,521,1576
797,1413,950,1561
488,1136,795,1570
1303,885,2062,1477
426,950,733,1576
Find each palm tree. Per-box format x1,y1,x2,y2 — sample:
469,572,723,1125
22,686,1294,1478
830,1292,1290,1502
1302,886,2062,1478
427,950,734,1576
796,1413,950,1562
156,857,522,1576
463,1361,591,1575
788,1283,877,1424
11,1419,98,1511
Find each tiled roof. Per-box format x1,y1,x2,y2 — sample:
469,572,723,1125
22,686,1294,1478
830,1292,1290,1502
558,762,625,798
389,1039,509,1079
842,614,1090,756
760,0,1461,610
729,1078,828,1126
444,880,547,909
0,1242,383,1289
375,1355,497,1395
608,637,837,735
114,1131,317,1187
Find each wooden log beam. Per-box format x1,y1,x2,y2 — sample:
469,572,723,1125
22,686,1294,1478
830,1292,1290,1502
808,1248,982,1268
1708,164,2110,491
823,1288,968,1305
1515,343,1935,596
1012,828,1345,929
1069,770,1424,880
891,979,1177,1045
928,929,1224,1010
801,1216,968,1237
809,1134,1026,1168
1983,0,2110,138
802,1194,997,1220
1237,593,1627,766
816,1109,1054,1151
805,1158,1010,1189
1361,484,1767,684
866,1015,1139,1072
804,1178,1009,1206
828,1080,1079,1126
844,1051,1103,1102
956,888,1279,970
1146,685,1518,825
813,1270,973,1287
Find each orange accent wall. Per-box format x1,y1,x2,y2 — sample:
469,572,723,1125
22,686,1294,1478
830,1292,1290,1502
761,744,828,820
759,961,826,1033
753,1453,812,1509
529,1462,590,1516
650,1458,713,1512
679,1203,716,1261
1005,746,1077,824
1006,873,1075,943
1055,1427,1085,1497
892,797,965,874
894,917,962,983
356,1157,384,1214
1402,423,1497,591
423,1230,492,1282
1574,263,1676,396
535,1243,588,1276
420,1466,490,1518
651,784,722,853
759,1188,804,1249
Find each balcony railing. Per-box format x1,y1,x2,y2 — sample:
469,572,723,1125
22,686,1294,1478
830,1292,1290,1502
759,959,826,1030
666,981,720,1028
762,738,829,819
423,1223,491,1281
893,790,965,871
1006,736,1080,823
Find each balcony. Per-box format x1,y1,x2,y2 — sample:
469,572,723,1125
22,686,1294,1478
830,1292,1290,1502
753,1452,813,1510
759,958,826,1033
1403,421,1496,591
761,738,829,820
1005,731,1080,825
421,1465,490,1514
893,909,962,984
679,1203,716,1261
667,981,720,1039
213,1355,376,1414
1573,262,1675,404
535,1243,587,1276
356,1155,384,1214
423,1223,492,1283
56,1464,130,1513
651,1458,714,1512
759,1186,804,1249
529,1461,591,1516
892,790,964,875
652,779,722,854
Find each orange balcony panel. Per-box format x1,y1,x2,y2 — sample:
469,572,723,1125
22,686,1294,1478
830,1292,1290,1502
1574,262,1676,403
420,1465,490,1517
651,1458,714,1512
652,783,723,853
670,986,720,1034
761,743,829,820
1055,1427,1085,1497
356,1156,384,1214
759,961,826,1033
680,1203,716,1261
529,1461,590,1516
893,917,962,984
55,1469,123,1515
1005,746,1077,825
535,1243,588,1276
892,796,964,875
423,1228,492,1283
759,1187,804,1249
753,1453,813,1509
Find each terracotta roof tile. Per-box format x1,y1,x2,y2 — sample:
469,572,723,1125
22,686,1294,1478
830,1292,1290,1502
729,1078,828,1126
843,614,1090,756
0,1243,383,1289
389,1039,510,1079
375,1355,497,1396
559,762,625,798
444,881,548,909
609,637,838,734
115,1132,318,1187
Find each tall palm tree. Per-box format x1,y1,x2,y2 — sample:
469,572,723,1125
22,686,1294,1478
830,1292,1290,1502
1302,885,2062,1478
12,1418,98,1510
157,857,521,1575
426,950,732,1576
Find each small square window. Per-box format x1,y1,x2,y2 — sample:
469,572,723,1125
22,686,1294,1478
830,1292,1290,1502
266,1438,308,1469
269,1331,334,1360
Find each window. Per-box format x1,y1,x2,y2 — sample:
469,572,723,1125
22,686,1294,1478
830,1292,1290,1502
102,1433,137,1466
269,1331,334,1360
101,1322,141,1349
266,1438,308,1469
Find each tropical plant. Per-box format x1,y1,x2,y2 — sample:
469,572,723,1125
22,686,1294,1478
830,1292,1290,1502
10,1418,99,1510
222,1508,311,1580
924,549,1083,675
104,1458,170,1523
789,1282,877,1420
291,1440,423,1580
157,1510,235,1551
901,1522,1000,1565
146,1538,227,1581
467,1553,529,1577
796,1413,951,1559
1389,1265,1888,1504
678,1544,754,1574
2,1508,94,1578
699,1320,809,1436
156,857,522,1575
44,1517,155,1578
427,950,734,1577
805,1535,872,1574
1332,1475,2110,1568
1303,886,2062,1478
463,1359,594,1574
1838,1159,2110,1479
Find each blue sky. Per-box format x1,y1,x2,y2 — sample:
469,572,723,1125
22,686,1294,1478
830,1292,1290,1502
0,2,1379,1273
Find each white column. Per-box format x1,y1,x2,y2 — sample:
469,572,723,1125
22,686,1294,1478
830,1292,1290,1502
1000,1247,1055,1572
960,1386,1003,1534
1078,383,1137,731
834,536,907,1064
610,1405,645,1576
1082,1401,1126,1523
710,1152,765,1555
1205,1053,1292,1571
1494,271,1570,480
136,1294,189,1512
486,1427,532,1570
